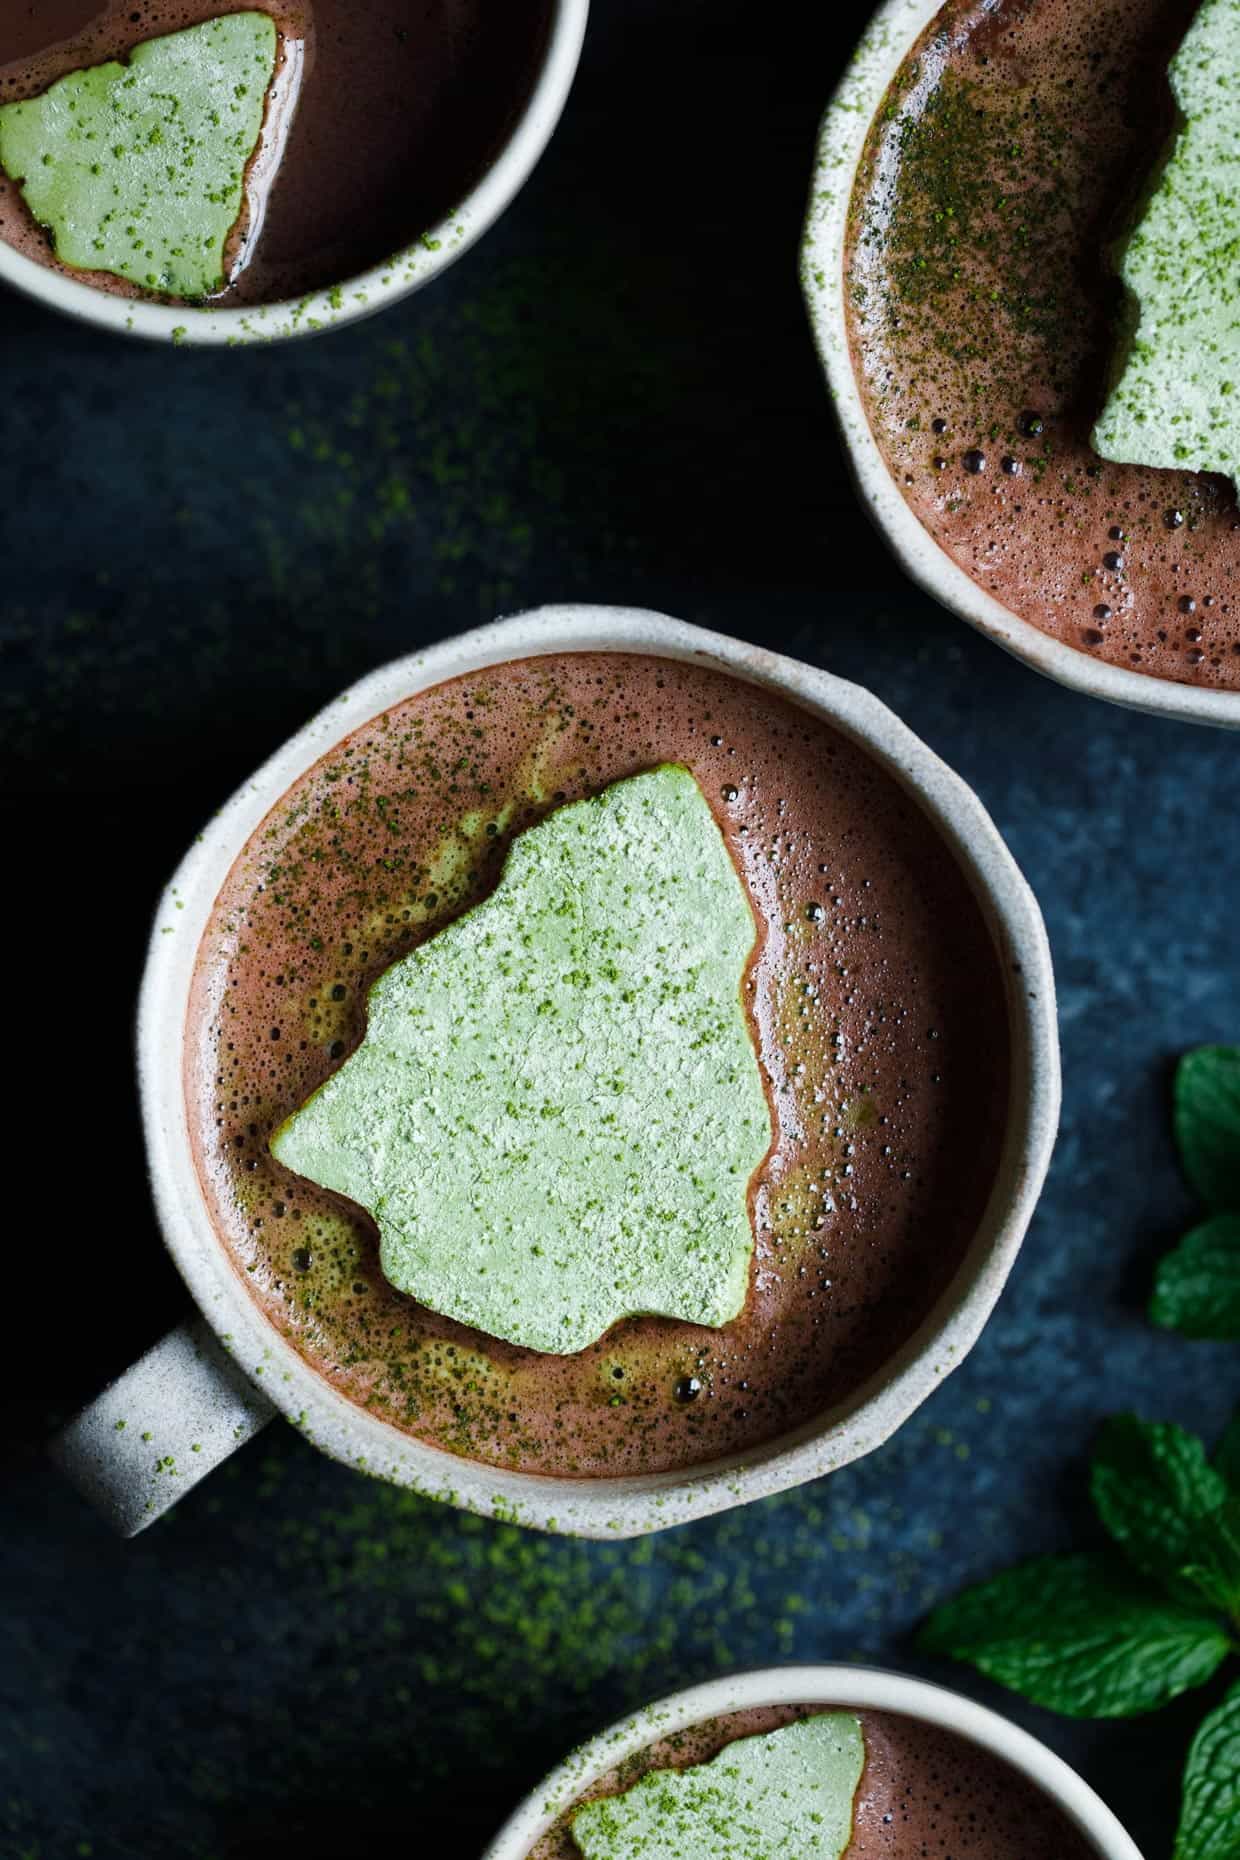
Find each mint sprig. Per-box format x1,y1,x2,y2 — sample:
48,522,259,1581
1176,1047,1240,1214
1176,1679,1240,1860
1154,1048,1240,1340
1217,1415,1240,1492
1091,1417,1230,1602
920,1413,1240,1857
919,1547,1230,1716
922,1047,1240,1858
1153,1216,1240,1340
1181,1498,1240,1622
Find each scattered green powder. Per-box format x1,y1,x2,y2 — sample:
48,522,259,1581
3,250,698,780
5,1389,994,1857
851,58,1078,401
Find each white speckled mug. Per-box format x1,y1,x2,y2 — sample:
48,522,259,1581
801,0,1240,729
51,606,1059,1539
481,1667,1143,1860
0,0,588,347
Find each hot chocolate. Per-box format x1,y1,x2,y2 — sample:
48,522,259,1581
0,1,552,304
185,652,1010,1479
846,0,1240,690
528,1707,1100,1860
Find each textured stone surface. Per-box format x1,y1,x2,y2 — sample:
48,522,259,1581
0,2,1236,1855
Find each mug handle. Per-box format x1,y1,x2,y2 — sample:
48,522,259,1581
50,1316,275,1537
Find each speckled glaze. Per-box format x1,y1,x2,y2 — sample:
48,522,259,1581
49,1318,271,1535
54,607,1058,1538
482,1668,1143,1860
801,0,1240,729
0,0,587,345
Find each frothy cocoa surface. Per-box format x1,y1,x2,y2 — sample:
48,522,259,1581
846,0,1240,690
528,1707,1100,1860
0,1,551,305
186,652,1009,1479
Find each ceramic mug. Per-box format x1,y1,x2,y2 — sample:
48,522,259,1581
801,0,1240,730
0,0,589,347
481,1665,1143,1860
51,605,1059,1539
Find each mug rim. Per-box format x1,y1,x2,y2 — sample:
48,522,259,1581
0,0,589,346
137,604,1060,1537
479,1664,1144,1860
801,0,1240,730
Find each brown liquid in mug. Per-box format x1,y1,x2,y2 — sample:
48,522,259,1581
529,1707,1099,1860
847,0,1240,690
186,653,1010,1479
0,1,552,305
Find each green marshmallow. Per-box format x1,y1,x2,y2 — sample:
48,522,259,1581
1093,0,1240,490
271,765,772,1356
0,13,277,299
570,1715,865,1860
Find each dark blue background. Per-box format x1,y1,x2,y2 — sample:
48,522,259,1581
2,4,1236,1855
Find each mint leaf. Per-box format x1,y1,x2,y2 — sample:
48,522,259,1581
1090,1417,1240,1626
1182,1495,1240,1623
1091,1416,1230,1598
1151,1215,1240,1340
1217,1412,1240,1493
1175,1680,1240,1860
1176,1047,1240,1212
919,1552,1230,1717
